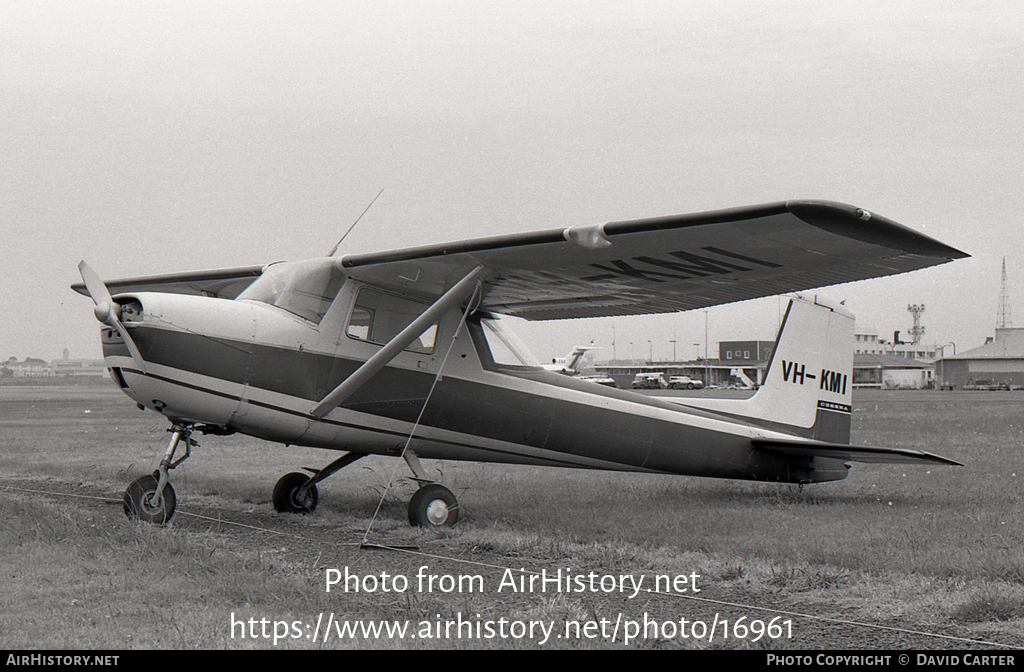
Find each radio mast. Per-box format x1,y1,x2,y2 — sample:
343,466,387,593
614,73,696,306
998,257,1012,329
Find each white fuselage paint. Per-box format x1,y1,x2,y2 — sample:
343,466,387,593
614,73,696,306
101,287,847,478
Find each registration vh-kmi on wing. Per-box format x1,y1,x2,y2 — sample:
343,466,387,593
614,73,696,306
73,200,966,527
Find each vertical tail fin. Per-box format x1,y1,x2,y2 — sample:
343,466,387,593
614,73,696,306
741,295,854,442
565,346,591,372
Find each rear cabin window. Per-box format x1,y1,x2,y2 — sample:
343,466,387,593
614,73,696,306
473,314,540,368
345,288,437,354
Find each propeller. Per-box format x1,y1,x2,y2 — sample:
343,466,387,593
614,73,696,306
78,261,148,373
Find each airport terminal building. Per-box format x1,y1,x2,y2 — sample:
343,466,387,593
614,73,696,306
594,340,773,389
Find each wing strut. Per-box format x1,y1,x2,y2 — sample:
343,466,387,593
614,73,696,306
310,265,490,419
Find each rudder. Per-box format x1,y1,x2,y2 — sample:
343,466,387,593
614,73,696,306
743,295,854,441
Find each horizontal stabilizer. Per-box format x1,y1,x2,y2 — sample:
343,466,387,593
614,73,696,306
752,438,962,466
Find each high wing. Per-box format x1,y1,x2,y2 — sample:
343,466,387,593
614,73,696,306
338,200,967,320
71,265,264,300
71,201,966,317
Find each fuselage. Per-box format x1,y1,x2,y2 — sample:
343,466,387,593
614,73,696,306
100,273,850,485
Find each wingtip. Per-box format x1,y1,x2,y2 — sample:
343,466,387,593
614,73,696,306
786,200,969,260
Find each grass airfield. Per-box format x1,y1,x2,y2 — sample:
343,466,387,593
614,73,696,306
1,382,1022,649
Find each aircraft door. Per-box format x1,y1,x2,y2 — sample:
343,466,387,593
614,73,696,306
298,283,453,445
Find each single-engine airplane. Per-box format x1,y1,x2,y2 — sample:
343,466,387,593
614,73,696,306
73,200,966,527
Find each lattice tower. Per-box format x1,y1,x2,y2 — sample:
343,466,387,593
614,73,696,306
907,304,925,345
998,257,1012,328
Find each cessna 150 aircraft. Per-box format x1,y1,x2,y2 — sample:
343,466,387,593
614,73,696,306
73,200,966,527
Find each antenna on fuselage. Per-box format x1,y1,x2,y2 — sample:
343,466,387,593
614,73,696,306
327,187,385,257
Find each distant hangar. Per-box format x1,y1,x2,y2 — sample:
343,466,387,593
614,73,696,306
935,328,1024,389
853,353,933,389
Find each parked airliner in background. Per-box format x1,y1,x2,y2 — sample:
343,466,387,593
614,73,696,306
542,345,595,375
74,200,965,527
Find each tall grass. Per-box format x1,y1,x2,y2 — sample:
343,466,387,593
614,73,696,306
1,386,1022,648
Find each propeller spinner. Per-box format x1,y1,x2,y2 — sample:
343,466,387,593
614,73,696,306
78,261,148,373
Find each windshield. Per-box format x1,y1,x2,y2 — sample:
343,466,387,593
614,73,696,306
236,259,345,324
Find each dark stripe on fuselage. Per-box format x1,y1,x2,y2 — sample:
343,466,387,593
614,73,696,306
113,325,833,482
116,366,601,470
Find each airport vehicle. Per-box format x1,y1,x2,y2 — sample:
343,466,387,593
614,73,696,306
668,376,704,390
73,200,966,527
631,373,668,389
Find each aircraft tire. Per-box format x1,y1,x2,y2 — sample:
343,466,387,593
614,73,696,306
408,484,459,527
123,474,177,525
272,472,318,514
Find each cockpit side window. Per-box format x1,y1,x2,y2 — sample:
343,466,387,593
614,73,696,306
345,287,437,354
236,259,345,325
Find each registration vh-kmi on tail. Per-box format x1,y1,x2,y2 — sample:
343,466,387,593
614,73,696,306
73,200,966,527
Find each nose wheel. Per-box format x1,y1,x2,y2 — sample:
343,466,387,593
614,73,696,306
123,473,177,525
123,423,194,525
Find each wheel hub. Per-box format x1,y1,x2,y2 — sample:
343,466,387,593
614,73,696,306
290,488,313,510
140,489,164,515
425,498,450,525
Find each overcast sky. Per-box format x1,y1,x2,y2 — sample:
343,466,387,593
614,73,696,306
2,1,1021,363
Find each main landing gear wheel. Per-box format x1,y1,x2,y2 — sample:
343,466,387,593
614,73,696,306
273,472,318,514
408,483,459,527
123,474,177,525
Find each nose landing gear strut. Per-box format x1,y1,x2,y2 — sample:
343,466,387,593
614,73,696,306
123,423,195,525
